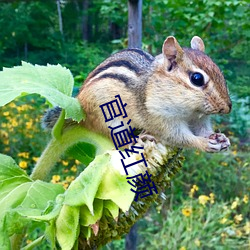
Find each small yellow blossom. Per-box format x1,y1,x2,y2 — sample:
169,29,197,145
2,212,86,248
234,214,243,224
179,247,186,250
221,232,227,238
243,195,248,204
194,238,201,247
3,111,9,116
62,160,69,166
70,165,77,172
26,121,33,129
51,175,61,183
19,161,28,169
232,150,237,156
221,162,228,167
66,176,75,182
236,229,242,237
18,152,30,159
220,217,228,224
0,130,8,138
11,120,18,127
75,160,81,165
198,195,210,206
244,221,250,234
182,207,192,217
32,157,39,162
209,193,215,204
63,182,69,189
189,184,199,197
231,198,240,209
9,103,16,108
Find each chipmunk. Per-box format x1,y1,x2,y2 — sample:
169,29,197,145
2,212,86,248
44,36,232,153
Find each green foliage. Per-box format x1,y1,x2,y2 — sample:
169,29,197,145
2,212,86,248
0,62,84,121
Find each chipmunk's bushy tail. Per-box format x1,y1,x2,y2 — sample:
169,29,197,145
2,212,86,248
41,106,62,130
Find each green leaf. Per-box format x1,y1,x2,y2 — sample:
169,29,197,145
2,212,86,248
0,62,85,122
52,109,65,139
0,176,32,201
20,181,64,213
96,162,135,212
103,200,119,219
56,205,80,250
65,142,96,166
79,199,103,226
0,154,30,181
64,153,110,213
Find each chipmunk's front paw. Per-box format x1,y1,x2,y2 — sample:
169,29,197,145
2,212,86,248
206,133,230,152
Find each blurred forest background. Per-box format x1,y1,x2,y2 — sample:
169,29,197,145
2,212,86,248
0,0,249,249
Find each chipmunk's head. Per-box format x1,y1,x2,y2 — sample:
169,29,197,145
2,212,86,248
151,36,232,116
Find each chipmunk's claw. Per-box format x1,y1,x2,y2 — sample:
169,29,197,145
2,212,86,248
207,133,230,152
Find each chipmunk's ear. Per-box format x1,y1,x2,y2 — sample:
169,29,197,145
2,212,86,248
162,36,184,63
191,36,205,52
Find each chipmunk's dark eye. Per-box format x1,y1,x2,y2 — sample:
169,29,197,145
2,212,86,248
190,72,204,87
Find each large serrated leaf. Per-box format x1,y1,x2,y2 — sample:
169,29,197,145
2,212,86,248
20,181,64,213
79,199,103,227
0,62,84,121
96,164,135,212
64,153,110,213
56,205,80,250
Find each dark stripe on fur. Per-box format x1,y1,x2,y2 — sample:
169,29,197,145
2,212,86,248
96,73,130,85
91,60,140,79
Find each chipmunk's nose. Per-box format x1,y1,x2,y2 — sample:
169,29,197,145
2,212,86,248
219,101,232,114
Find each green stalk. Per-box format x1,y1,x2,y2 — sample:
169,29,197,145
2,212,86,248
30,125,113,181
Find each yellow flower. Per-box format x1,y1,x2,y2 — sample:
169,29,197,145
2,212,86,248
51,175,61,183
244,221,250,234
11,119,18,127
179,247,186,250
182,207,192,217
198,195,210,206
194,238,201,247
189,184,199,197
63,182,69,189
3,111,9,116
18,152,30,159
221,232,227,238
19,161,28,169
32,157,39,162
66,176,75,182
209,193,215,204
75,159,81,165
243,195,248,204
236,229,242,237
62,160,69,166
232,150,237,156
234,214,243,224
70,165,77,172
231,198,239,209
221,162,228,167
220,217,228,224
26,121,33,129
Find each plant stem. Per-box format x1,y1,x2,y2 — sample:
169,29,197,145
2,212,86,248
30,126,113,181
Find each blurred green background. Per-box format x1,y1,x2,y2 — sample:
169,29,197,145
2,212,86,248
0,0,249,249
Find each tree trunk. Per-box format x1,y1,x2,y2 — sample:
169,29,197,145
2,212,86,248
82,0,89,41
56,0,63,36
128,0,142,49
